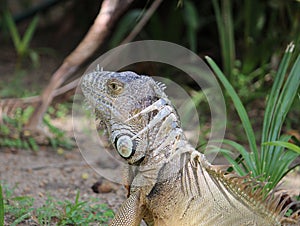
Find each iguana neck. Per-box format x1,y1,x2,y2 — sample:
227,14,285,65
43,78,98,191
130,110,194,190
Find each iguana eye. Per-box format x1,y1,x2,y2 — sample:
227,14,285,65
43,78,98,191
107,79,124,95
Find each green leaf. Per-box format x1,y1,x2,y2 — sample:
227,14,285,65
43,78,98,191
29,50,40,68
11,212,32,226
19,15,39,55
28,137,38,151
260,44,293,172
262,44,300,174
272,51,300,140
183,0,199,29
109,10,143,47
261,44,294,144
218,139,255,174
265,135,292,178
21,106,35,124
263,141,300,154
212,0,235,79
183,0,200,51
219,150,246,175
205,56,260,174
3,11,21,51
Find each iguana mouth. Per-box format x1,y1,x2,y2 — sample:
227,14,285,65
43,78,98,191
129,156,145,166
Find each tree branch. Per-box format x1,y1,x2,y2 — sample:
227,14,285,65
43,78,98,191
26,0,134,130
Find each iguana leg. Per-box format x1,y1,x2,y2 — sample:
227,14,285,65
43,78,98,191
109,190,145,226
123,165,139,198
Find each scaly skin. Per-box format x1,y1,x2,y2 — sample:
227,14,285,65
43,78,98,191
81,70,298,226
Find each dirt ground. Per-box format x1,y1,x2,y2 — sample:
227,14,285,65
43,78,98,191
0,145,126,225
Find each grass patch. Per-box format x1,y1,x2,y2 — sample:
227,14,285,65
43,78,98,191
2,183,114,225
0,105,74,151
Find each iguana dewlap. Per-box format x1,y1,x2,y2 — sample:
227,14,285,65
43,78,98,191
81,70,299,226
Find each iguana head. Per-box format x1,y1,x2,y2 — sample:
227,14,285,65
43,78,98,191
81,70,168,164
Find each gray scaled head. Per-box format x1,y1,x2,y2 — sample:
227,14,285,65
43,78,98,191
81,70,167,164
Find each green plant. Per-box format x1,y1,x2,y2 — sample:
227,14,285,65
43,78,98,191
43,114,74,150
110,0,201,52
2,183,114,225
0,106,39,151
56,191,114,225
33,196,60,225
0,184,4,226
0,69,37,98
211,0,300,102
3,10,39,68
263,141,300,154
206,43,300,192
47,103,70,119
182,0,201,52
212,0,235,80
237,0,300,74
0,106,74,151
7,197,35,226
1,183,34,226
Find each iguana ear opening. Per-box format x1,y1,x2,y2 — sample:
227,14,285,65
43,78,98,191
114,135,136,159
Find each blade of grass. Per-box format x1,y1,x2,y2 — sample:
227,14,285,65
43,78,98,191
260,43,294,173
269,153,297,190
205,56,260,175
3,11,21,50
271,52,300,140
218,139,254,174
19,15,39,55
263,141,300,154
212,0,235,79
266,135,297,188
11,212,32,226
220,151,246,175
211,139,254,173
206,145,246,175
183,0,200,51
261,43,294,144
222,0,235,80
109,9,143,47
266,135,291,178
0,184,4,226
264,47,300,173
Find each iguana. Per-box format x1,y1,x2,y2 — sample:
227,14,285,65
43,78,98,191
81,70,299,226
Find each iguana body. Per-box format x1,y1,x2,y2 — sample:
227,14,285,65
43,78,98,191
81,70,299,226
